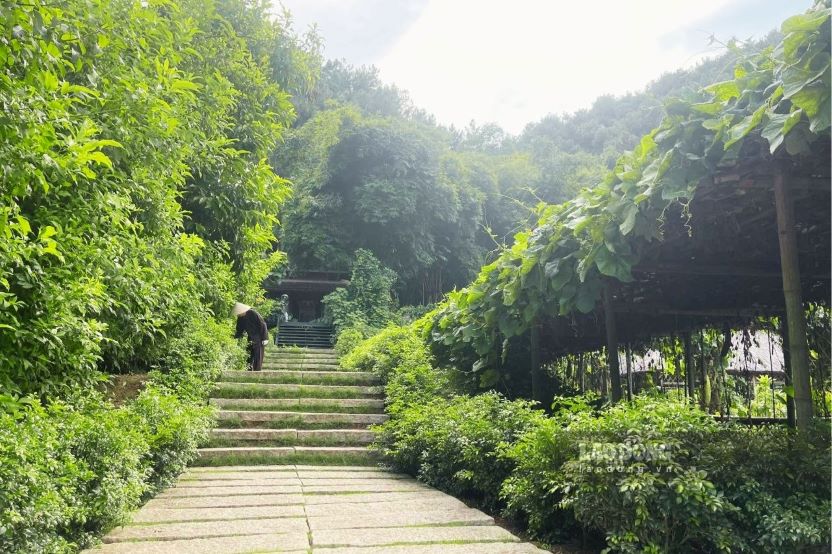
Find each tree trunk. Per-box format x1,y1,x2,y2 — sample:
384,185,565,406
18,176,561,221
773,163,813,429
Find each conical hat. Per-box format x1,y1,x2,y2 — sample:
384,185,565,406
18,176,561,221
231,302,250,317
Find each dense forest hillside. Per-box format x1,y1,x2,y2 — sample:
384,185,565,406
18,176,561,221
274,34,778,303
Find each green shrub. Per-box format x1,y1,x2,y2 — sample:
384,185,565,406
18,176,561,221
343,325,432,383
343,324,451,416
334,325,371,358
502,398,831,552
376,392,543,511
323,249,398,330
58,398,149,543
150,318,245,402
128,387,214,494
1,398,84,553
0,386,214,552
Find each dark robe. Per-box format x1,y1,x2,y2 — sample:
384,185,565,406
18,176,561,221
234,309,268,371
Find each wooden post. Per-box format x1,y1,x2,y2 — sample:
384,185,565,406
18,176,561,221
673,335,683,401
780,314,796,427
773,162,813,429
530,321,543,404
699,332,709,410
625,343,633,401
603,286,623,403
683,332,695,403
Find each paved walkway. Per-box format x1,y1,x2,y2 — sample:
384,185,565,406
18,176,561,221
85,464,548,553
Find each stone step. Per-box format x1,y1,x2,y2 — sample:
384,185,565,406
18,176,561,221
209,428,375,446
266,348,337,354
265,351,338,358
209,397,385,413
220,370,378,386
261,362,342,370
196,446,375,464
216,410,387,427
212,382,383,400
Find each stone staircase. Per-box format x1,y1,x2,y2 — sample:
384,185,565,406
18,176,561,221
197,347,385,466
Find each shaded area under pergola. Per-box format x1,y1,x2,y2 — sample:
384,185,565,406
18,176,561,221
530,138,830,425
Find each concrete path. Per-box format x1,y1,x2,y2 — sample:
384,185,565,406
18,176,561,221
85,465,549,553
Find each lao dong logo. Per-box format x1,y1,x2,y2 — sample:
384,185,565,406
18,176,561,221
577,436,674,473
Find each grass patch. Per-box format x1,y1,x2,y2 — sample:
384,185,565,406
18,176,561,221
217,417,374,430
206,436,372,448
212,383,382,399
211,401,384,414
99,373,149,406
221,373,378,386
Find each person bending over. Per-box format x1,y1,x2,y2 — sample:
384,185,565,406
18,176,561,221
232,302,268,371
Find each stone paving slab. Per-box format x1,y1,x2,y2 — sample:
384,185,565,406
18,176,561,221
159,484,303,497
177,476,300,487
313,525,521,547
306,498,468,516
186,464,386,472
295,465,388,471
181,470,298,481
296,470,406,480
144,493,305,509
302,490,452,505
300,477,414,486
96,467,547,552
131,504,305,523
104,517,308,542
320,544,548,554
85,533,309,554
303,482,429,493
307,508,494,530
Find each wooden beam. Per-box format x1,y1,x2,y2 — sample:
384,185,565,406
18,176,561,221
613,305,782,318
603,286,623,403
633,262,830,280
633,263,782,278
773,162,813,429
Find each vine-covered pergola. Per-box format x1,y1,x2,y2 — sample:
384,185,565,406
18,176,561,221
429,4,831,429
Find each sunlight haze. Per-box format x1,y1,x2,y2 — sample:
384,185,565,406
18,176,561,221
280,0,803,133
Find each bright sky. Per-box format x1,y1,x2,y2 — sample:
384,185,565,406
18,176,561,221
279,0,804,134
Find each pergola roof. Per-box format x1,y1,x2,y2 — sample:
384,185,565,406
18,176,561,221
538,139,830,359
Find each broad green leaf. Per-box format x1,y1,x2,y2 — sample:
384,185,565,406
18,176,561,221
705,80,740,101
780,9,830,33
15,216,31,236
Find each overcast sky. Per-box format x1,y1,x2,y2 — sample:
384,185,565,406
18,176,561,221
278,0,805,134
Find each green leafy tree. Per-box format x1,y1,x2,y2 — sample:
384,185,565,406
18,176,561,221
323,249,398,330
